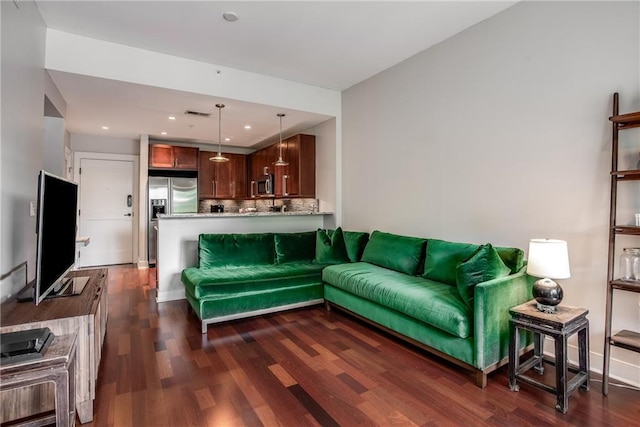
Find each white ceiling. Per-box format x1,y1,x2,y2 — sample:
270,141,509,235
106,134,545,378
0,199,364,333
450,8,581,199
36,1,517,148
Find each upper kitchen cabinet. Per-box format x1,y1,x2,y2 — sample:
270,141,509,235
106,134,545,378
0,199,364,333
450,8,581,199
149,144,198,170
274,134,316,197
249,144,278,180
198,151,247,199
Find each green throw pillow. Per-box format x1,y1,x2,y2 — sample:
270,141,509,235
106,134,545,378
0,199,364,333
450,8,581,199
495,246,525,274
456,243,511,308
274,231,316,264
423,239,480,285
343,231,370,262
315,227,349,264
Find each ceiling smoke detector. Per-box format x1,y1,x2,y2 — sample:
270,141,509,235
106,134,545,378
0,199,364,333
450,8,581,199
223,11,239,22
184,109,211,117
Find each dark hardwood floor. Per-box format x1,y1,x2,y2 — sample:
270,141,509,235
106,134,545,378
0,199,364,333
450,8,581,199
85,265,639,426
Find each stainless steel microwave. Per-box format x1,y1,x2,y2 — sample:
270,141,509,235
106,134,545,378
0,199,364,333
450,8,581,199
252,174,274,197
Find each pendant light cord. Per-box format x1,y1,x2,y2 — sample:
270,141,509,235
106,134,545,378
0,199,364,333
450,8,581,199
209,104,228,162
279,114,283,159
218,104,223,156
275,113,288,166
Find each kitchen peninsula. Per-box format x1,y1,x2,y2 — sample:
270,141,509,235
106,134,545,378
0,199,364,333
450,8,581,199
155,211,333,302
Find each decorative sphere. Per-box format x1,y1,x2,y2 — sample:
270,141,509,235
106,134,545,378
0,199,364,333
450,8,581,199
533,278,563,306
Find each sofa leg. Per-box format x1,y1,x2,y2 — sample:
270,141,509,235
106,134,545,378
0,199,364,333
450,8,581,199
475,371,488,389
201,322,207,334
325,301,331,312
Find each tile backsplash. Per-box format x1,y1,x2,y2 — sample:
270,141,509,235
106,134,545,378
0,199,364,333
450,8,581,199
199,198,319,213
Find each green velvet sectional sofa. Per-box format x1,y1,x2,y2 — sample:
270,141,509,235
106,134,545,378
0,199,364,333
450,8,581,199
181,229,533,387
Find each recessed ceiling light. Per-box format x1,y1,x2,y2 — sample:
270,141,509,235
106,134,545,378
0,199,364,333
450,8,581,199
161,132,167,135
101,126,109,130
244,125,251,130
223,11,239,22
168,116,176,120
224,137,231,142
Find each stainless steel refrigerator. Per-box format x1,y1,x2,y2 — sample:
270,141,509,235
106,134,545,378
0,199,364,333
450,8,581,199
148,176,198,264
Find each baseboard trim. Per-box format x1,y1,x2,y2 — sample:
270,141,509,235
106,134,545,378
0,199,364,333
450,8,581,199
543,336,639,389
157,288,185,303
137,260,149,269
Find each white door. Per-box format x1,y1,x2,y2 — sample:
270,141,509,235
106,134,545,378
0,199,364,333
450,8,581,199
78,158,134,267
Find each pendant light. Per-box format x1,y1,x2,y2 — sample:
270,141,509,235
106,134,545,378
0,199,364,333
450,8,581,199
274,113,289,167
209,104,229,162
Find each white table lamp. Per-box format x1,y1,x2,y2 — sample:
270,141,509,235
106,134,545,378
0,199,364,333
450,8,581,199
527,239,570,313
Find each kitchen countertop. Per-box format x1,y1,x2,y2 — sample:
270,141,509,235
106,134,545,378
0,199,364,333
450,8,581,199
157,211,332,219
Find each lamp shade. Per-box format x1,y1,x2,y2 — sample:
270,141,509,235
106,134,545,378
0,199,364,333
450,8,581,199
526,239,570,279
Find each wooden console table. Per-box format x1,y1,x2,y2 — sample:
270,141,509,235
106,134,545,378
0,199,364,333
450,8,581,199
1,333,77,427
0,268,108,424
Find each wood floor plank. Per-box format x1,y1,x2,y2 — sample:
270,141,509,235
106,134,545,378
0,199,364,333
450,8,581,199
268,363,298,388
79,265,638,427
113,392,133,427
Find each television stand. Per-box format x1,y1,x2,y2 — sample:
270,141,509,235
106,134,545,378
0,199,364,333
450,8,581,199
0,268,108,424
16,275,90,302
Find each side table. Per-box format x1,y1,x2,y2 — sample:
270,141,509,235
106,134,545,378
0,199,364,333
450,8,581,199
508,300,590,413
1,333,77,426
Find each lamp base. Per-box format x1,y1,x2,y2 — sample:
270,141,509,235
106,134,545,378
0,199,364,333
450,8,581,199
536,302,558,313
532,278,563,313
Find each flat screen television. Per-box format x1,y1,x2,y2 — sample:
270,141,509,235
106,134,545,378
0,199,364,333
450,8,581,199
19,171,89,304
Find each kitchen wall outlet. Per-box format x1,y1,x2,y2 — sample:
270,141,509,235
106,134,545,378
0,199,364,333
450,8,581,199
29,201,36,217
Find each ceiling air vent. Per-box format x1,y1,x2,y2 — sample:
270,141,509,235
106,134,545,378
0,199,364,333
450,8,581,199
184,109,211,117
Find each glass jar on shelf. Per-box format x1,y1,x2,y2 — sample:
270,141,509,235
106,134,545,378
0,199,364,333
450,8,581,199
619,247,640,281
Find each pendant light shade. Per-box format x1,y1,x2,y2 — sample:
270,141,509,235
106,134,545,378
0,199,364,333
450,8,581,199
209,103,229,163
274,113,289,167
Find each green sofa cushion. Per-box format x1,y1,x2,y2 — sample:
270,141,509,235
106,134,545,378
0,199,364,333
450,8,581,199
274,231,316,264
361,231,427,275
182,262,325,299
315,227,349,264
343,231,370,262
323,262,472,338
187,283,324,321
199,233,274,268
423,239,524,285
423,239,478,285
321,229,370,263
324,285,475,366
456,244,511,308
495,246,525,274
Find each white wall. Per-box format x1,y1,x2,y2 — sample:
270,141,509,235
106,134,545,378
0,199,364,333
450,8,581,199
308,118,338,228
45,29,341,118
0,1,46,302
44,70,66,118
342,1,639,385
70,133,140,155
44,117,65,176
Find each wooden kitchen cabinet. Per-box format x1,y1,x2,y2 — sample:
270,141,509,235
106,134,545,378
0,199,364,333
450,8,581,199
149,144,198,170
198,151,247,199
274,134,315,197
249,144,277,179
248,144,277,196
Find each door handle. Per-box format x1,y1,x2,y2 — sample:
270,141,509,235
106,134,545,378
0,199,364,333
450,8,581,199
124,213,132,217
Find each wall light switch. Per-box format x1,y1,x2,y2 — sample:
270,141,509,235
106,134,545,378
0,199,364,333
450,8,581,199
29,201,36,217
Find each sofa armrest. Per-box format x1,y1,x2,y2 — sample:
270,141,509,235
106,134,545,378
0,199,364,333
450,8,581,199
473,266,533,369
